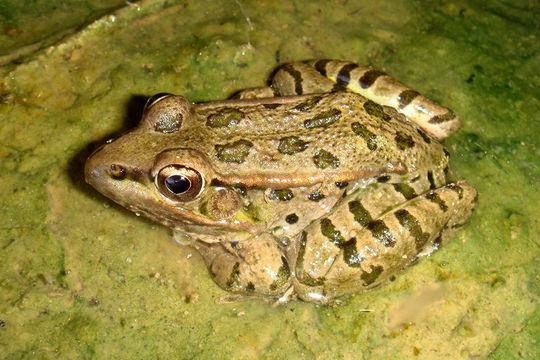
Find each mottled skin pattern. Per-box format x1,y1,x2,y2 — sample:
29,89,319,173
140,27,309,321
85,60,477,304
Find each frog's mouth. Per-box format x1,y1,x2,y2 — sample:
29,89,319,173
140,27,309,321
129,200,266,236
85,153,265,236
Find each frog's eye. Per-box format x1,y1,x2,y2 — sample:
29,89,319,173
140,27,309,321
156,165,204,201
145,93,173,109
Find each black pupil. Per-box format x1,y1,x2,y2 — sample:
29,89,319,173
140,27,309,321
165,175,191,194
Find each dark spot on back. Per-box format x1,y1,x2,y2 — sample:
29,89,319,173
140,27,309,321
206,108,245,128
313,150,340,169
278,136,309,155
364,100,391,121
395,131,415,150
294,96,322,111
269,189,294,201
304,108,342,129
351,122,378,150
215,139,253,163
308,191,326,201
285,213,299,224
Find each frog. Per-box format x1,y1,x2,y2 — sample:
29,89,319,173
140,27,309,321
85,60,477,304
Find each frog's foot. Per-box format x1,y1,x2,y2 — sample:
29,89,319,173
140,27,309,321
192,234,292,298
271,285,297,306
293,180,477,301
172,230,197,246
271,60,460,140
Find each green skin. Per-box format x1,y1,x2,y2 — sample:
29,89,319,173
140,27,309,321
85,60,477,304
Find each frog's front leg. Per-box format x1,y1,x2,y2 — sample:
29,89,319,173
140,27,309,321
191,234,292,299
292,181,477,303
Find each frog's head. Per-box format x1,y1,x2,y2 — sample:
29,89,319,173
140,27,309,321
85,94,266,241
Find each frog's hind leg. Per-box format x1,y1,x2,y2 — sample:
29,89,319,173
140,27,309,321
191,234,292,300
234,59,460,138
292,180,477,302
270,62,339,96
274,60,460,140
233,61,340,100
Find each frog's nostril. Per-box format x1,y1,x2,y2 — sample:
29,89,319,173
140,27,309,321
109,164,127,180
84,150,117,186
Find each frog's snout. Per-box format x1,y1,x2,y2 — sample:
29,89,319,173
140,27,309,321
84,151,106,187
85,146,124,188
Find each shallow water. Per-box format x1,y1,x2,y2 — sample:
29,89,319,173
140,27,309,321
0,0,538,358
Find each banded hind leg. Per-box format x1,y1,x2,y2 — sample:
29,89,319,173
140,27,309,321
291,180,477,303
269,60,461,140
191,234,292,299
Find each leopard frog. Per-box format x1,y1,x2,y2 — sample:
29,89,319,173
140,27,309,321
85,60,477,304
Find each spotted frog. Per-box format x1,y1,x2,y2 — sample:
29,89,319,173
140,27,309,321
85,60,477,304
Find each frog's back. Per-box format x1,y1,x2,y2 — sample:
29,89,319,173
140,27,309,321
188,91,448,183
